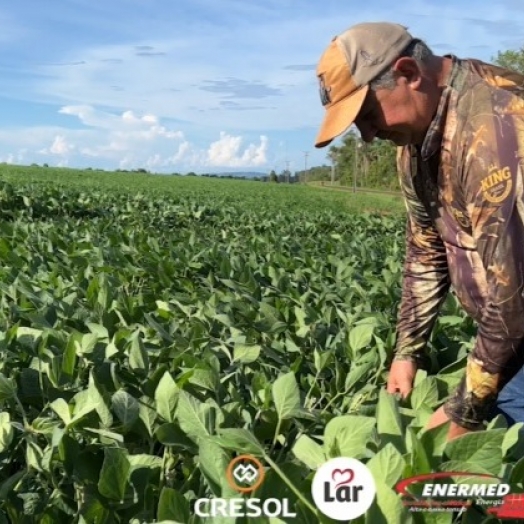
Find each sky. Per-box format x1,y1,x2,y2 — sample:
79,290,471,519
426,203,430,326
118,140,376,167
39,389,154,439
1,0,524,174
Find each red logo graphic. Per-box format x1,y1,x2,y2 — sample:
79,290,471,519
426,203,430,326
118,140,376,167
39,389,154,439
394,471,524,517
332,469,354,489
488,494,524,519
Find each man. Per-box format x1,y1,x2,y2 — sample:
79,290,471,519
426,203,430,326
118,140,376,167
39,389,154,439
314,22,524,440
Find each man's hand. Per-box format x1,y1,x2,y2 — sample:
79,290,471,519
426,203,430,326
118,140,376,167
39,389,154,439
386,359,418,399
426,405,472,441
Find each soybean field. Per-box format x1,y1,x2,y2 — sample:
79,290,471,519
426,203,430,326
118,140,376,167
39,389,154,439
0,165,520,524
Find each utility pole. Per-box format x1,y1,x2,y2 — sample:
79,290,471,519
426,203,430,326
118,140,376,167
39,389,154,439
353,140,360,193
285,160,290,183
302,151,309,184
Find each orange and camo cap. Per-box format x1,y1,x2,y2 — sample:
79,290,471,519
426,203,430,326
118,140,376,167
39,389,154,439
315,22,414,148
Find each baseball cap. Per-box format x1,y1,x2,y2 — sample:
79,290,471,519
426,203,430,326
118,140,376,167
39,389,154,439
314,22,414,148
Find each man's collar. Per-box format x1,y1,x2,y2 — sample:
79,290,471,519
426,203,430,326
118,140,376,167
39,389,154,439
419,55,462,161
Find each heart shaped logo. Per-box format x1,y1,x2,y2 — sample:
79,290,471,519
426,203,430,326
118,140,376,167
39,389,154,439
332,468,354,488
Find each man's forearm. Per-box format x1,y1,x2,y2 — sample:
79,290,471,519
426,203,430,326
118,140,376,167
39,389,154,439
395,226,450,362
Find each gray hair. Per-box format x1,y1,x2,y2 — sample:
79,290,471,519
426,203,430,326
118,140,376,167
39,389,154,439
369,39,433,91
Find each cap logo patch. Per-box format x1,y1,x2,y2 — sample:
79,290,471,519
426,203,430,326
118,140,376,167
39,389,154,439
360,49,373,63
318,74,332,106
359,49,380,66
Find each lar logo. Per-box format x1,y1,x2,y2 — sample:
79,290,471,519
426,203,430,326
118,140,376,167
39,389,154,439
312,457,376,521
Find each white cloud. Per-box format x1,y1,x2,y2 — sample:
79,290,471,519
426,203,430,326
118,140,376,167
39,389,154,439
207,132,268,167
15,105,269,172
47,135,74,155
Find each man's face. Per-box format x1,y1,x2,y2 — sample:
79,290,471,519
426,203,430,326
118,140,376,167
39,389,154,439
353,60,436,146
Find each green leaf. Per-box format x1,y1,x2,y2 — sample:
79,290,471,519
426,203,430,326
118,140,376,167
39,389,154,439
348,323,374,354
139,399,157,437
324,415,376,459
80,497,111,524
198,438,233,497
0,412,13,453
429,514,455,524
0,373,16,401
292,435,326,470
502,422,524,457
60,334,78,383
26,440,44,472
157,487,190,523
176,391,214,443
314,349,333,372
129,331,149,373
376,389,404,452
367,443,405,487
155,423,198,452
87,373,113,427
365,479,412,524
84,427,124,443
128,454,163,471
155,371,179,423
214,428,265,456
510,454,524,483
420,422,450,461
443,429,506,475
0,470,26,500
50,398,72,426
272,372,301,420
233,343,261,364
188,367,219,392
410,376,439,411
345,353,376,391
111,390,140,428
408,427,432,474
98,447,131,501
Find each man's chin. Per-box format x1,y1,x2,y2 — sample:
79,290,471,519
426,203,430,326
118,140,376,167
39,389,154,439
393,139,411,146
385,134,411,146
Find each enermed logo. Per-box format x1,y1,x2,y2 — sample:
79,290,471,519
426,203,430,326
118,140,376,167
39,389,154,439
312,457,377,521
395,472,518,515
194,454,297,518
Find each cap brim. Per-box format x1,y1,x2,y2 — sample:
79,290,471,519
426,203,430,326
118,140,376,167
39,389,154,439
314,85,369,148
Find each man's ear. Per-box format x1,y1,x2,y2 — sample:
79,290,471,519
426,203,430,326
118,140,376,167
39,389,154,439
392,57,422,89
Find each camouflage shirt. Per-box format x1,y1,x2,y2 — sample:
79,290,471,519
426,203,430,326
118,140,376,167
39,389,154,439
395,56,524,429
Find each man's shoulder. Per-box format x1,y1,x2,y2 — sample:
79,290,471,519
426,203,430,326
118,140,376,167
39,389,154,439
452,59,524,125
456,58,524,102
465,58,524,95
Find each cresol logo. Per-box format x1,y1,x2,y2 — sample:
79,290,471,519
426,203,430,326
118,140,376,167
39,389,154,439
194,454,297,518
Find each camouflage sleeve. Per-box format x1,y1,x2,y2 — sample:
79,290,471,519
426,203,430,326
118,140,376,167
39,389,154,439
395,147,451,364
443,96,524,430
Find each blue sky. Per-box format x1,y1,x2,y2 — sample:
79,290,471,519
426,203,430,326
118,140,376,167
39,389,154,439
1,0,523,174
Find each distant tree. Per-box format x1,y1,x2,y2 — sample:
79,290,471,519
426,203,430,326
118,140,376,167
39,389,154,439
327,130,398,190
493,46,524,75
279,169,291,183
269,170,278,183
